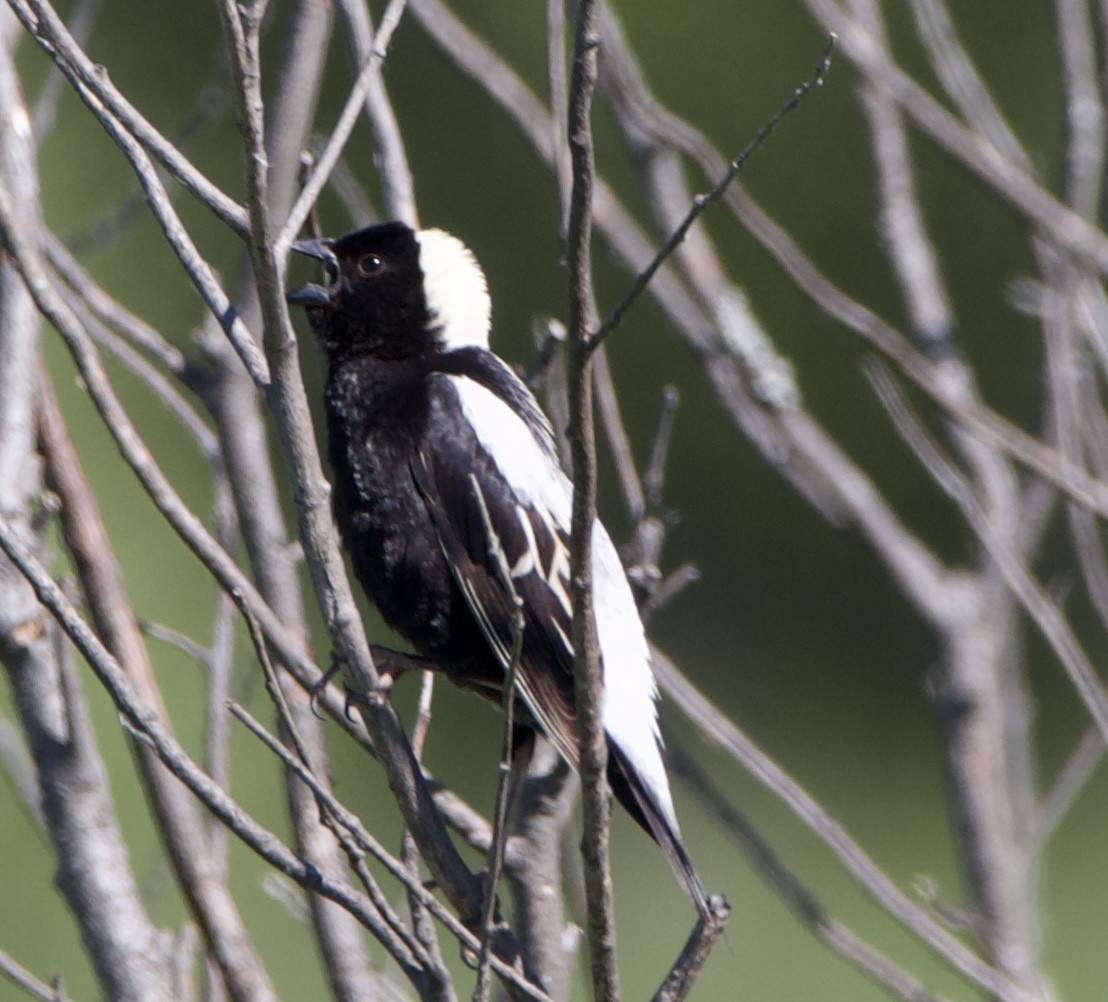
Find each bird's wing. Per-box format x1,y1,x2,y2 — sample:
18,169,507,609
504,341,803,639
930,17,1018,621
412,369,582,773
415,362,679,834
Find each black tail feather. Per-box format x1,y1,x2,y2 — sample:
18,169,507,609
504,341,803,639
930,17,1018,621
607,741,711,918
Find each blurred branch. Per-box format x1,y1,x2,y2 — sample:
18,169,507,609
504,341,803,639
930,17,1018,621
871,366,1108,745
0,510,552,1001
39,375,279,1002
30,0,100,139
275,0,409,254
335,0,417,226
0,947,65,1002
669,744,950,1002
505,741,579,1002
1033,724,1104,849
650,904,730,1002
651,649,1043,1002
590,35,835,350
9,0,248,234
11,0,268,386
851,0,1041,988
802,0,1108,273
472,478,527,1002
0,22,178,1000
0,710,42,825
44,234,191,376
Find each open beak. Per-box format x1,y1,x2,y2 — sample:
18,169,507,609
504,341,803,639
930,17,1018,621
287,238,338,308
285,283,333,308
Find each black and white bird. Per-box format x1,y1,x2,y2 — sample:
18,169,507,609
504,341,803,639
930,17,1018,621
287,221,708,915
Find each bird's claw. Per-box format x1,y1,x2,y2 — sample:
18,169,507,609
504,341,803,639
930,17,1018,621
313,650,406,720
341,668,397,719
309,652,346,719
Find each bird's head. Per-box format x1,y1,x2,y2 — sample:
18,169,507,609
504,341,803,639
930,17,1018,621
287,221,491,361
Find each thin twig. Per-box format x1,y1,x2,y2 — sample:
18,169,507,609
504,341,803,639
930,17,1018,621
470,476,527,1002
224,700,549,1002
10,1,268,385
651,648,1042,1002
0,947,65,1002
590,36,835,350
44,235,189,376
335,0,417,226
593,343,644,520
1032,725,1104,849
227,701,450,995
871,363,1108,745
650,900,730,1002
643,385,679,510
402,670,450,985
670,744,949,1002
275,0,409,255
0,513,497,1001
11,0,249,234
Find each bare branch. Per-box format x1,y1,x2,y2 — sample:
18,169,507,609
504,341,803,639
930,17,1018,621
225,700,549,1002
652,649,1044,1002
0,947,66,1002
593,343,644,520
10,1,269,386
0,515,538,1001
1054,0,1104,219
872,365,1108,746
564,2,620,998
10,0,248,234
650,900,730,1002
39,377,279,1002
670,745,952,1002
276,0,409,255
590,35,835,350
471,477,527,1002
225,693,436,997
803,0,1108,274
335,0,417,226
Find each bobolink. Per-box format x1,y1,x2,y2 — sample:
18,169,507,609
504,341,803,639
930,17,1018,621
288,221,707,914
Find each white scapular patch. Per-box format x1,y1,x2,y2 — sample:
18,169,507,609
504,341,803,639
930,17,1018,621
416,229,492,351
449,372,678,829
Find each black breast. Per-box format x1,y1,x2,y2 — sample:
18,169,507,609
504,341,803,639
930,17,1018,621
323,356,492,682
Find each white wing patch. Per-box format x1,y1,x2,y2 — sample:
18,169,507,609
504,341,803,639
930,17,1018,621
449,372,678,830
416,229,492,351
510,507,538,579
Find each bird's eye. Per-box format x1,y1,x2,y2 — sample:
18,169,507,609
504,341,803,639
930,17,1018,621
357,254,384,277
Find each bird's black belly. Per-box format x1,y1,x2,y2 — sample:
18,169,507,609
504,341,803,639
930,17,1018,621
326,381,500,692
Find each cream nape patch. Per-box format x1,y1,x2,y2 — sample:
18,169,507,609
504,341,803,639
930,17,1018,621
416,228,492,351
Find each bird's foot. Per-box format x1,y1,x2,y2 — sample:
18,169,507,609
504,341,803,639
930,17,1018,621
312,646,428,719
309,651,346,719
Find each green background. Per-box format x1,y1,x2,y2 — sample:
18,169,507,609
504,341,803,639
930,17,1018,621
2,1,1104,1000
